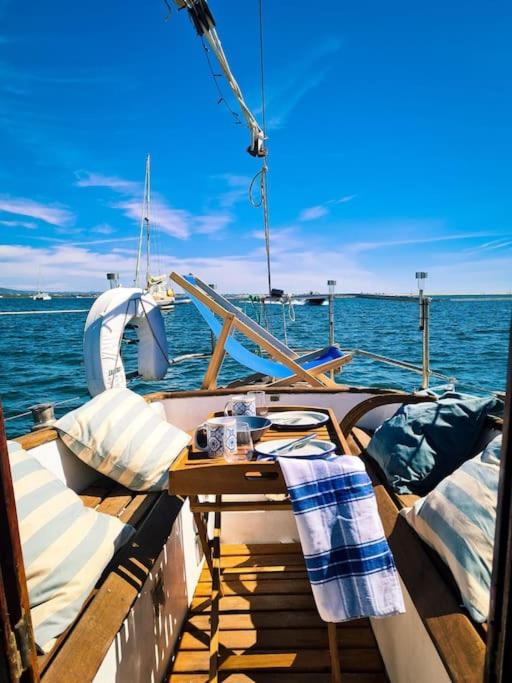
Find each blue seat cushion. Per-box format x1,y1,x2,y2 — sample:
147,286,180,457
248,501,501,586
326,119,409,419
366,392,500,495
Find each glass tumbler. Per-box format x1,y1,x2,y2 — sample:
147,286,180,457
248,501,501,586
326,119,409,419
225,424,254,463
248,390,268,417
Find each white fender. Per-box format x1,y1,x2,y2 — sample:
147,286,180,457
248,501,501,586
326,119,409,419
83,288,168,397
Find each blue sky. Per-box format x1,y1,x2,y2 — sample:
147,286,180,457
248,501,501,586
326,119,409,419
0,0,510,293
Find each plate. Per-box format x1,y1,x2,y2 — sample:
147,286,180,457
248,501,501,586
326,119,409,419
270,410,329,430
255,438,336,459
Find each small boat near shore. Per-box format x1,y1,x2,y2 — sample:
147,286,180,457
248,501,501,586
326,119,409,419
32,291,52,301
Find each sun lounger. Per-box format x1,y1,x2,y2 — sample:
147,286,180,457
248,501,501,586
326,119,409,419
170,273,352,389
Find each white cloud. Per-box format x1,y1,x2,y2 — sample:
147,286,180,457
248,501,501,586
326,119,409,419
462,237,512,256
298,194,356,222
92,223,115,234
0,243,134,291
74,171,139,193
113,198,191,240
77,169,232,240
215,174,252,209
0,196,73,227
346,230,494,254
1,231,510,294
195,214,233,234
251,227,307,255
0,219,37,229
217,174,251,187
70,236,139,247
259,38,343,129
299,205,329,221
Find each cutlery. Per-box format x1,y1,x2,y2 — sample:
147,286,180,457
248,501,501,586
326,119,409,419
272,433,318,455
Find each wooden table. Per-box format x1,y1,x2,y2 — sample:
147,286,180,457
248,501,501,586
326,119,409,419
169,405,351,683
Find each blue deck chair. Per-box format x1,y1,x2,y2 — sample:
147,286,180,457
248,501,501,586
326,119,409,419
171,273,352,388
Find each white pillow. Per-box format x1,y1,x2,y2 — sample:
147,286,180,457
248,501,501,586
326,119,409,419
401,436,501,622
56,388,190,491
8,441,134,652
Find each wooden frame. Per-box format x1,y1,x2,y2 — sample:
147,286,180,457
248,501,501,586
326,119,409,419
268,352,353,388
485,328,512,682
0,402,39,683
171,272,350,388
201,313,235,389
339,393,437,436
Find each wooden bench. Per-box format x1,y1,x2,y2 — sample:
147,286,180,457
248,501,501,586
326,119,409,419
340,394,503,683
15,429,182,682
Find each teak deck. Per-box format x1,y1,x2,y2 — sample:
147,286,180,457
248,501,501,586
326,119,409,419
167,543,386,683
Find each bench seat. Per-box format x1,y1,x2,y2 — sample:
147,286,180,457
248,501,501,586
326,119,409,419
39,478,181,682
347,425,487,683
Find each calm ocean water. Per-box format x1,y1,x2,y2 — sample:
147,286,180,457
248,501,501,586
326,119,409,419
0,295,510,438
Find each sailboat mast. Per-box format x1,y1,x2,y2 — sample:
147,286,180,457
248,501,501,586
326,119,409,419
145,155,151,286
133,154,151,288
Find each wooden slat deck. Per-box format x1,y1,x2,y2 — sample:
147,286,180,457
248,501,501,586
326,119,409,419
167,543,386,682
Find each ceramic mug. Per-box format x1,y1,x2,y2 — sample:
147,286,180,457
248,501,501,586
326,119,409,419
194,417,237,459
224,394,256,417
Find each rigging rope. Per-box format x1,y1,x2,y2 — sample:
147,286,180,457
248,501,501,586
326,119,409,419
173,0,274,306
181,0,265,156
248,162,272,299
256,0,272,298
200,38,242,126
258,0,267,137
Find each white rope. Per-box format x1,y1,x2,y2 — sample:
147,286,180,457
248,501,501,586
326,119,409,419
281,302,288,346
181,0,265,156
288,297,296,322
177,0,273,297
5,396,85,422
205,27,265,155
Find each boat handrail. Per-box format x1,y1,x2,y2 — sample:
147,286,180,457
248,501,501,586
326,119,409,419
342,347,501,396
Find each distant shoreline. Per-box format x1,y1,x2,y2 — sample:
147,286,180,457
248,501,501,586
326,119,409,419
0,291,511,301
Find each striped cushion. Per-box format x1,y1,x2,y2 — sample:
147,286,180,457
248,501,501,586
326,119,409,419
401,435,501,622
8,441,134,652
56,388,191,491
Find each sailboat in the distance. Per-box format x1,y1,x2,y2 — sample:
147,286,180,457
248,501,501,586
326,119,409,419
32,268,52,301
133,155,175,311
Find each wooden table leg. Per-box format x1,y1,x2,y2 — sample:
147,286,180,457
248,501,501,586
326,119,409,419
209,495,222,683
191,496,214,578
328,622,342,683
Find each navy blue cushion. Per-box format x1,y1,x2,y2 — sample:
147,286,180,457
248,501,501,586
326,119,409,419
366,392,500,495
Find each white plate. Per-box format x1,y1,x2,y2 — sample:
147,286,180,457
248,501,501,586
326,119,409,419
255,438,336,458
270,410,329,430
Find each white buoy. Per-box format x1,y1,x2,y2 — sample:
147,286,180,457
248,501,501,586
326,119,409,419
83,288,168,396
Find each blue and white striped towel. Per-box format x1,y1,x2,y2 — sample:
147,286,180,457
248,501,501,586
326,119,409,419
278,454,405,623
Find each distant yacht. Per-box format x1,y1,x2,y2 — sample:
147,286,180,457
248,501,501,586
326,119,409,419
32,291,52,301
33,268,52,300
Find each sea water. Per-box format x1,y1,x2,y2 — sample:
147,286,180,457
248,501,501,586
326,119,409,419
0,295,509,438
